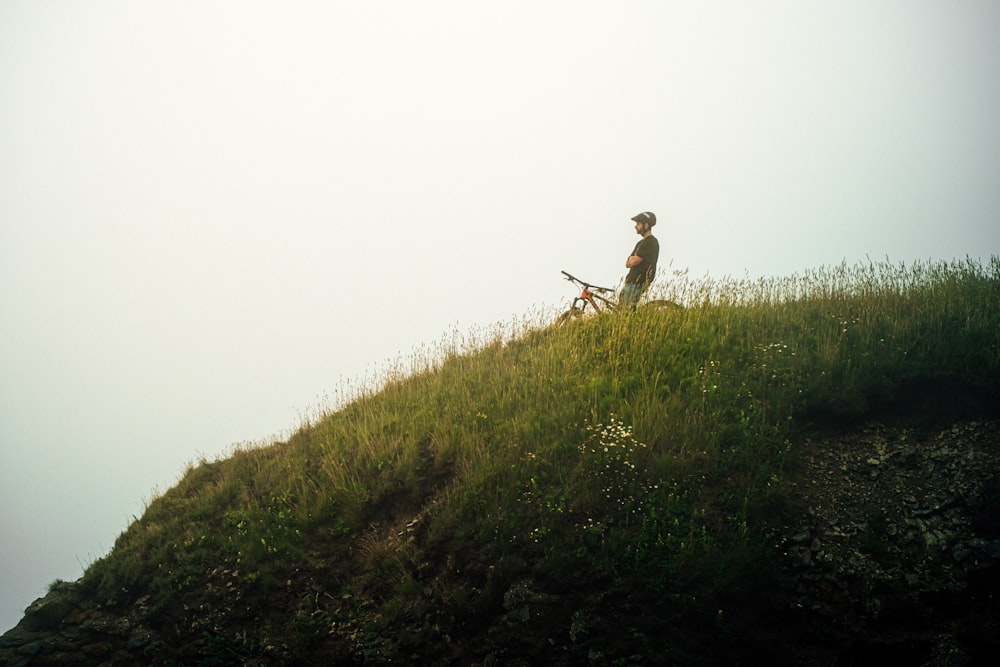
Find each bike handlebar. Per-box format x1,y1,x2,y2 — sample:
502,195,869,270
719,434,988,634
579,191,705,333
561,270,615,293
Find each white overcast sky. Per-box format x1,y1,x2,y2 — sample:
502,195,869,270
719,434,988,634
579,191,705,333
2,0,999,631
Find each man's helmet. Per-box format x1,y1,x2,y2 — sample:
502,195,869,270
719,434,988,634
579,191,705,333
631,211,656,227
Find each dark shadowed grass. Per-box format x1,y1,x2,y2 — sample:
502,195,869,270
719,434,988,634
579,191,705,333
84,257,999,650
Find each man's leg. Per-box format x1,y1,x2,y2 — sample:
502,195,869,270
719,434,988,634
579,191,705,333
619,282,642,308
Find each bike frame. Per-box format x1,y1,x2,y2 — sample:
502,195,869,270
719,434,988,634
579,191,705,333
561,270,618,314
559,270,681,324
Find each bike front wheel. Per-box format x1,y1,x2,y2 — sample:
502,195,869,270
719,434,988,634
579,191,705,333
556,305,585,324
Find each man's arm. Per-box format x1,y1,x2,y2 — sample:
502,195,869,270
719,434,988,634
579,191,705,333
625,254,644,268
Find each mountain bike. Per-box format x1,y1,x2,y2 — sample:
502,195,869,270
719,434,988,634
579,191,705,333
557,270,680,323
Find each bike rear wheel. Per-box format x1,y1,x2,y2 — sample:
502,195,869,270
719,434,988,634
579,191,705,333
642,299,683,312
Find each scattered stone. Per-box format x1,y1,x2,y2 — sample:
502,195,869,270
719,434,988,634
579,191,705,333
783,419,1000,660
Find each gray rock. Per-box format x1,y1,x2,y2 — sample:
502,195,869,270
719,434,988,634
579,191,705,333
20,582,81,632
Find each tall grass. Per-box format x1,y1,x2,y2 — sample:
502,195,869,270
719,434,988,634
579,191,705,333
85,257,999,643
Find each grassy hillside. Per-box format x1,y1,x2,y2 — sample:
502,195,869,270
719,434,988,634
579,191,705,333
82,257,999,661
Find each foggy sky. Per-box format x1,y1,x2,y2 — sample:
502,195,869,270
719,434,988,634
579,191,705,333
2,0,999,632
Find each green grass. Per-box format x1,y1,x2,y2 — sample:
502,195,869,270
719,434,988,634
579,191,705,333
83,256,999,654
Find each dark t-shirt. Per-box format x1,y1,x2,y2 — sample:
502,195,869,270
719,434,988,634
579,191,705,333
625,235,659,286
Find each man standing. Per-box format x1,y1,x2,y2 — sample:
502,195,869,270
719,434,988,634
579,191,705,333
620,211,659,307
